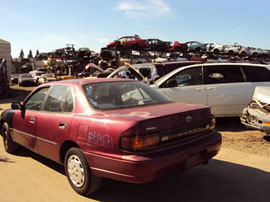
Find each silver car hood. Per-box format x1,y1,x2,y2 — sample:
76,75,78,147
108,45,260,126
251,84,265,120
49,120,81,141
252,86,270,104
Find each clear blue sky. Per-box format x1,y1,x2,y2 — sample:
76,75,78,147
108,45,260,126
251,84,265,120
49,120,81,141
1,0,270,58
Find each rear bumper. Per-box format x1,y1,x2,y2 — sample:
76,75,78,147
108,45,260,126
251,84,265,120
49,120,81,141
83,131,222,184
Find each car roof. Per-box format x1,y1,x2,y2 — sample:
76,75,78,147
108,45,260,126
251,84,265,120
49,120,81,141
154,62,270,84
43,78,137,86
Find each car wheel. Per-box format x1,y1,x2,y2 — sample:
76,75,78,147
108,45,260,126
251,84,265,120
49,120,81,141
253,52,258,58
64,147,102,196
228,50,234,56
131,44,139,51
195,47,201,52
213,49,219,55
2,122,19,154
240,51,246,57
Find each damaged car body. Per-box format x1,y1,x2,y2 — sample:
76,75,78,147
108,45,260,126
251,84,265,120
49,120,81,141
241,86,270,133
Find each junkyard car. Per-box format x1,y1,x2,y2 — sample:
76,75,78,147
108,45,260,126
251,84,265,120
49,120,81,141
39,73,57,83
0,78,221,196
29,70,45,84
18,73,36,87
107,35,148,50
146,38,171,51
170,41,188,52
185,41,207,52
205,42,224,55
152,63,270,117
222,44,243,56
241,86,270,133
11,74,20,85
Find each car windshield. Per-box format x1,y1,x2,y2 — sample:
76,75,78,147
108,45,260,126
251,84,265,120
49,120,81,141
83,81,172,110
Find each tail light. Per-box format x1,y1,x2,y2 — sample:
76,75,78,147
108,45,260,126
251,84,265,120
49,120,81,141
120,133,160,151
209,117,216,130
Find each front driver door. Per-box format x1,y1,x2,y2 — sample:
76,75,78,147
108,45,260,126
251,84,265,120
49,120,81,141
12,87,50,151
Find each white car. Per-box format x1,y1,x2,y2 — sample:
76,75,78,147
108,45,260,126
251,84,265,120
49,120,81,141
29,70,45,84
222,44,243,55
205,42,224,54
39,73,57,83
151,63,270,117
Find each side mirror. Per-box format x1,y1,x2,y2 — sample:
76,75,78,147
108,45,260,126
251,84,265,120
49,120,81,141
11,102,22,110
166,79,178,88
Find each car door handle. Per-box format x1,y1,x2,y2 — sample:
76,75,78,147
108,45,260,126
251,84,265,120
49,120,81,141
29,117,35,124
207,87,216,90
196,87,206,91
59,123,66,129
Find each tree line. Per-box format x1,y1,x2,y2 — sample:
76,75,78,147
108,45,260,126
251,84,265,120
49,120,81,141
19,49,40,59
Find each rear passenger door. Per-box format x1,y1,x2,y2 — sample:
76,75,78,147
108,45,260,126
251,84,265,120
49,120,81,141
205,65,253,117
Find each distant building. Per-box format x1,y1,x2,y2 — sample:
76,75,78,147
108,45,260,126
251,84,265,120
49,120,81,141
0,39,14,81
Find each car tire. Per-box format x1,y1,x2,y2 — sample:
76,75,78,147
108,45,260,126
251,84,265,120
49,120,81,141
253,53,258,58
195,47,201,52
228,50,234,56
2,122,19,154
64,147,102,196
213,49,219,55
131,44,139,51
240,51,246,57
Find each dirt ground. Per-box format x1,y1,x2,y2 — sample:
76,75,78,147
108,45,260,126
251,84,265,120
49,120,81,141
3,85,270,159
214,113,270,158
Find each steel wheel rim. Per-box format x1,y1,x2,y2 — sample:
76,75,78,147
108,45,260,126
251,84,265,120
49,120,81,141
67,155,85,187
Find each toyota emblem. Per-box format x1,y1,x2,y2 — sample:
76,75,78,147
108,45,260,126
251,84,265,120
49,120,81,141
185,115,192,123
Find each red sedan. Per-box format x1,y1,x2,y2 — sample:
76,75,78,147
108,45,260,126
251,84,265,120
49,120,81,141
1,78,221,196
107,35,148,50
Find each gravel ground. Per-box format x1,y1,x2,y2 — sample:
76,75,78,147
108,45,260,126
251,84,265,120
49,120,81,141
2,85,270,159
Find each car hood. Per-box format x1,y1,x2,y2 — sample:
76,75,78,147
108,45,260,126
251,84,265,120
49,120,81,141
92,102,212,134
252,86,270,104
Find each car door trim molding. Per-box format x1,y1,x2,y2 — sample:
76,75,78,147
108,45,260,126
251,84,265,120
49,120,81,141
36,136,59,146
12,128,35,138
12,128,58,146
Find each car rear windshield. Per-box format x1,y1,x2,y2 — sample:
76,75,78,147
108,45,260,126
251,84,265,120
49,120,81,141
83,81,172,110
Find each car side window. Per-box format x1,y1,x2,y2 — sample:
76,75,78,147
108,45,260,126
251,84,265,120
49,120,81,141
65,88,74,112
24,87,50,111
206,65,245,84
242,66,270,82
139,68,151,79
169,67,203,87
43,85,73,113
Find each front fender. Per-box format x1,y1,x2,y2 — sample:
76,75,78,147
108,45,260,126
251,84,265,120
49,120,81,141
0,109,16,132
